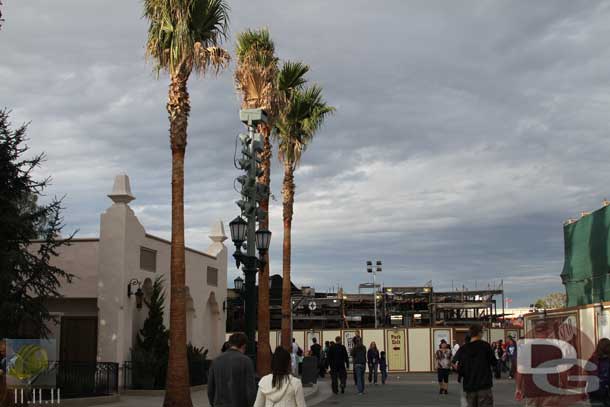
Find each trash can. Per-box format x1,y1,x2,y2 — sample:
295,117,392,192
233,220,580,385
301,356,318,386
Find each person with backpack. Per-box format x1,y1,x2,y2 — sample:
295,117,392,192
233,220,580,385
588,338,610,407
379,351,388,385
254,346,307,407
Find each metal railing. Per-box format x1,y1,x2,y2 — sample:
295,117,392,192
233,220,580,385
55,361,119,398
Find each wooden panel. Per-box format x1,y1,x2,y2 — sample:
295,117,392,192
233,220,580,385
362,329,385,352
322,330,341,346
60,317,97,362
408,328,431,372
293,330,306,352
490,329,505,343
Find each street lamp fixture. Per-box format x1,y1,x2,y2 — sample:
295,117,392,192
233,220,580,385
229,216,248,247
127,278,144,309
255,229,272,253
234,275,244,292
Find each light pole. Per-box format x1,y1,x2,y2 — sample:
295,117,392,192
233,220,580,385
366,260,382,328
229,109,272,364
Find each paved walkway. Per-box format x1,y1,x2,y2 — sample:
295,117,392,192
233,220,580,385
310,373,521,407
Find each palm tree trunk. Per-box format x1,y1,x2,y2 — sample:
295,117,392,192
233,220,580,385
256,125,272,375
164,72,193,407
281,160,295,350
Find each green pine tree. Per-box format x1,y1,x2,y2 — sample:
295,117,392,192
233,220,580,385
0,109,74,339
132,275,169,388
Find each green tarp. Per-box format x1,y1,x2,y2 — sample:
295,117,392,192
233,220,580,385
562,204,610,306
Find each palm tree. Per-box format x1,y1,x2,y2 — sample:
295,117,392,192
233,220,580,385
143,1,230,406
234,27,279,376
276,64,334,349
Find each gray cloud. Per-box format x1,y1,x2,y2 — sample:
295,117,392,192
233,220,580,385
2,0,610,306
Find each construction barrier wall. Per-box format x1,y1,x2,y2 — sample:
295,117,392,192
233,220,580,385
522,301,610,362
227,327,524,373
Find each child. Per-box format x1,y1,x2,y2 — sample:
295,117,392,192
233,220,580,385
379,351,388,385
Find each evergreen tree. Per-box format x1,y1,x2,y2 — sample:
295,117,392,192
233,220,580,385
0,109,74,339
136,275,170,358
132,275,169,388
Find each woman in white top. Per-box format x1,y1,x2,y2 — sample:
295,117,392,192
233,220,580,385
254,346,307,407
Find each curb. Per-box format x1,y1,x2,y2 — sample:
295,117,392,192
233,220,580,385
54,395,120,407
122,384,206,397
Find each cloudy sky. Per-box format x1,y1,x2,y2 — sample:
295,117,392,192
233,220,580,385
3,1,610,306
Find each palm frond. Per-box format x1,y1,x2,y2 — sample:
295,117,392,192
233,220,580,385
144,0,230,76
277,61,309,96
234,27,280,116
276,84,335,167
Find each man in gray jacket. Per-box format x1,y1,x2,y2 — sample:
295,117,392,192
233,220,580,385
208,332,257,407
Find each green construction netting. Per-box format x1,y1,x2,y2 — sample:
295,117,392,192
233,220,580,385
562,204,610,306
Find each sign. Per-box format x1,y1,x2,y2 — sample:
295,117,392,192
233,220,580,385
308,301,317,311
343,330,360,355
385,329,406,371
433,329,451,351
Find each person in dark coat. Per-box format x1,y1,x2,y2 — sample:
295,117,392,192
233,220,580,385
351,337,367,395
310,337,324,377
326,336,349,394
208,332,257,407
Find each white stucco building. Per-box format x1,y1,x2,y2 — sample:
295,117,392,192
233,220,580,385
40,174,228,364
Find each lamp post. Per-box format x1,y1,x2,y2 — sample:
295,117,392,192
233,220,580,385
230,109,271,364
366,260,382,328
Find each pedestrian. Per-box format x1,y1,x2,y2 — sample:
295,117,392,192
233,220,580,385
453,340,461,355
310,337,323,377
506,337,517,379
493,341,503,379
379,351,388,385
352,333,361,385
588,338,610,407
351,337,367,395
436,341,452,395
327,336,349,394
291,338,300,376
367,341,380,385
456,325,495,407
254,346,307,407
207,332,257,407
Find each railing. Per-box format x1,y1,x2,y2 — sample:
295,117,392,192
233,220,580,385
123,360,210,390
55,361,119,399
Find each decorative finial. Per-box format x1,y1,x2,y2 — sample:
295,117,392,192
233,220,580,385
108,173,135,204
209,220,227,243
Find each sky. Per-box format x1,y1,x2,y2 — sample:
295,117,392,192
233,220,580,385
2,1,610,307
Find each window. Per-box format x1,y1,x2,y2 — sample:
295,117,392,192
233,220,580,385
140,247,157,272
207,266,218,286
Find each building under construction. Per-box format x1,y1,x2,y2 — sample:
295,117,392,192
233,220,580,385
226,275,505,332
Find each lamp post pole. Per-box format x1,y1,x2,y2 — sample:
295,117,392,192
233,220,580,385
229,108,272,366
367,260,382,328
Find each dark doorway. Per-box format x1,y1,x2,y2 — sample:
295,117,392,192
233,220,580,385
60,316,97,362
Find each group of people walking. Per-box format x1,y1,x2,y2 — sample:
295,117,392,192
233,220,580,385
322,335,387,395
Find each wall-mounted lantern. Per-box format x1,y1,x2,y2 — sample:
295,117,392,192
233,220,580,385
127,278,144,309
